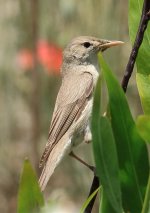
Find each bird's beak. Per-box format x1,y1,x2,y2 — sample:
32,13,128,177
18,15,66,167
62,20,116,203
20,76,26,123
99,40,124,52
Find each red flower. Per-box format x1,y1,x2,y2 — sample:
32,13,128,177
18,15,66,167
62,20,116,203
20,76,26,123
17,40,62,75
37,40,62,75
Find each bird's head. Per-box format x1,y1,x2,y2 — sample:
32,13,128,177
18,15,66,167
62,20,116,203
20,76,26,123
63,36,123,65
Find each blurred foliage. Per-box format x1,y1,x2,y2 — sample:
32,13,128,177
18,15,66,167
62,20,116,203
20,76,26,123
0,0,137,212
136,115,150,144
17,159,44,213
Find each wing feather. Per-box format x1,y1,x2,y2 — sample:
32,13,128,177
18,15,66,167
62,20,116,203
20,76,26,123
39,71,93,167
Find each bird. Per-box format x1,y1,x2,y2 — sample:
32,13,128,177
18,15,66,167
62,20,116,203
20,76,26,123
39,36,123,191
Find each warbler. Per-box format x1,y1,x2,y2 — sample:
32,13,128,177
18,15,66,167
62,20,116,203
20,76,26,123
39,36,123,191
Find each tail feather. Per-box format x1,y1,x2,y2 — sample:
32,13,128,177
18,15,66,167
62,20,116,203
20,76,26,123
39,136,71,191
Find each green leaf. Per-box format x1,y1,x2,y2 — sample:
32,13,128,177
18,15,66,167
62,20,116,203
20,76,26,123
129,0,150,114
92,76,122,213
99,54,149,213
99,187,122,213
17,159,44,213
80,187,100,213
136,115,150,143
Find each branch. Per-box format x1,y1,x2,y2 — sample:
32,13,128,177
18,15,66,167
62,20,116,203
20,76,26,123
121,0,150,92
84,175,99,213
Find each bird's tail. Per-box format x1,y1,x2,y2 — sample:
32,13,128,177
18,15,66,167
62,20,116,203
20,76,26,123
39,136,71,191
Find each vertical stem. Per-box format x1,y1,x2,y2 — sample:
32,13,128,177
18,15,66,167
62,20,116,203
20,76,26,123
30,0,40,172
121,0,150,92
84,176,99,213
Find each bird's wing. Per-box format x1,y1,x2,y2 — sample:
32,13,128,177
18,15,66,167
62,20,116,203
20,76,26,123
39,71,93,167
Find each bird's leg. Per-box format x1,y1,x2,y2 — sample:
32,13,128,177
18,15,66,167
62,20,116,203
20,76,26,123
84,124,92,144
69,151,94,172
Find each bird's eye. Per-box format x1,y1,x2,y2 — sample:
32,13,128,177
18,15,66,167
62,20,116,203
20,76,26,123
83,42,91,48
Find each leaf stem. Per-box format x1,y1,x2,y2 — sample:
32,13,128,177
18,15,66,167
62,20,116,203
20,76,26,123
141,175,150,213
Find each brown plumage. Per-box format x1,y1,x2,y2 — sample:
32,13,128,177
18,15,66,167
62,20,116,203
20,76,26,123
39,72,93,167
39,36,123,191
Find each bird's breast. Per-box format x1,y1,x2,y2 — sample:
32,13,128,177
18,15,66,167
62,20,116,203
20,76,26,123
83,64,99,86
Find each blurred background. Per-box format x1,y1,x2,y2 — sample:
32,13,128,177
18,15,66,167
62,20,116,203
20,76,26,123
0,0,142,212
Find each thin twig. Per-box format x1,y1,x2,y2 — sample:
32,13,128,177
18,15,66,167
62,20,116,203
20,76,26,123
121,0,150,92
